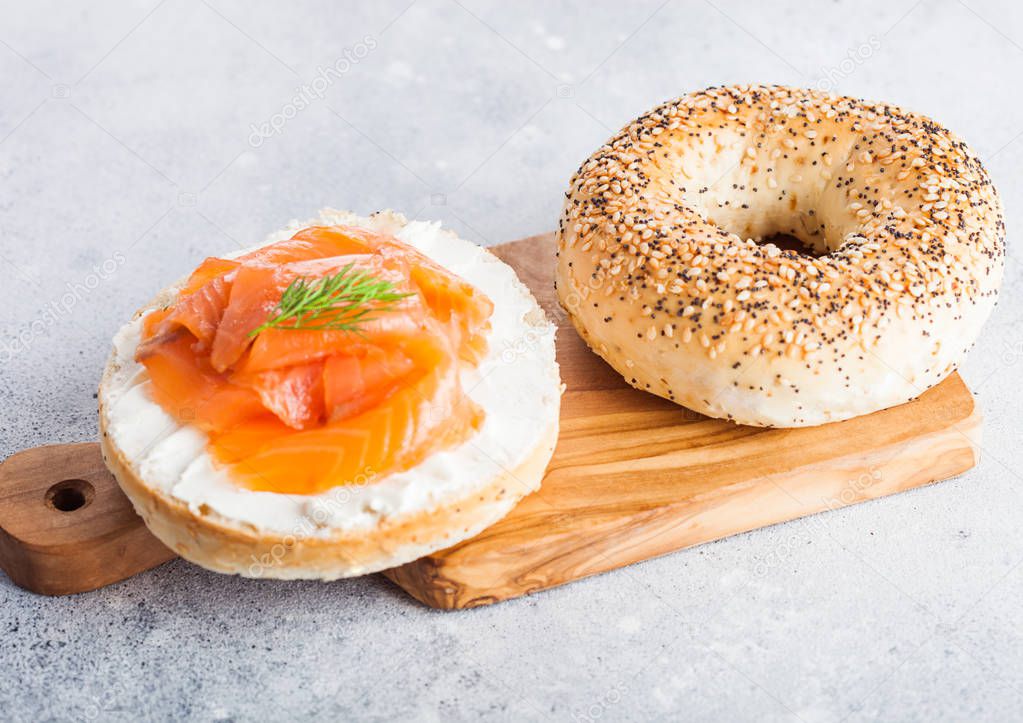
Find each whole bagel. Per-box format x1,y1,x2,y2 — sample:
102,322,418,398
556,84,1004,427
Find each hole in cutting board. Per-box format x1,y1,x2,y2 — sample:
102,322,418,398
45,479,95,512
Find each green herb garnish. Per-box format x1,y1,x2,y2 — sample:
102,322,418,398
249,263,411,337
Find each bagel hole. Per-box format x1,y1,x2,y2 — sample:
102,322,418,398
758,232,828,259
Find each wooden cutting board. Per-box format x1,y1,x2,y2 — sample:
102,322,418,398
0,232,980,604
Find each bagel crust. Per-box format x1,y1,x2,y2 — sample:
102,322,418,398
99,210,561,579
99,412,558,580
556,84,1004,427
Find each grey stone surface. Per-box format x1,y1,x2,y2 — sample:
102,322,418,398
1,0,1022,720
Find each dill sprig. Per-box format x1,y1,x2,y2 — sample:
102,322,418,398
248,263,411,337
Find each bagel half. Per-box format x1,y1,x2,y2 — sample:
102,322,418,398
557,84,1004,427
99,210,561,579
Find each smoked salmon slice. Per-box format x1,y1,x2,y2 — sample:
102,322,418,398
136,225,493,494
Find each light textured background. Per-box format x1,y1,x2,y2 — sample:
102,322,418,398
2,1,1022,721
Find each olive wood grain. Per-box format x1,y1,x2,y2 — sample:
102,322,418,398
381,233,981,608
0,232,980,602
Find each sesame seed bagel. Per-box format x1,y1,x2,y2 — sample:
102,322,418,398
556,84,1004,427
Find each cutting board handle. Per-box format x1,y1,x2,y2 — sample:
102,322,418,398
0,442,174,595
